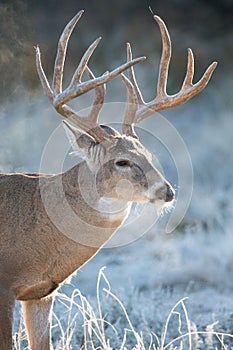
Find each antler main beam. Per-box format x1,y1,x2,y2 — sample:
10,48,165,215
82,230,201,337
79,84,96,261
122,15,217,137
36,10,146,143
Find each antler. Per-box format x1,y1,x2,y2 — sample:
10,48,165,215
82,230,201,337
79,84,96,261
36,10,146,143
122,15,218,138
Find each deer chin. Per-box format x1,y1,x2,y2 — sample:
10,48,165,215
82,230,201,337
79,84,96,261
160,199,175,216
146,199,174,220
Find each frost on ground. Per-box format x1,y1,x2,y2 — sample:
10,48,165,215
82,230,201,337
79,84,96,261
13,267,233,349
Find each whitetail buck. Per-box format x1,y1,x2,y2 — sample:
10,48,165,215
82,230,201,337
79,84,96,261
0,10,217,350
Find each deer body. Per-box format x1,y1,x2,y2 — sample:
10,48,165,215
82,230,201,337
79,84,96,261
0,10,216,350
0,172,98,301
0,170,129,350
0,166,128,302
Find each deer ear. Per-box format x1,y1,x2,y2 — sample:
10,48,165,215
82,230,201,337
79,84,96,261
63,120,96,158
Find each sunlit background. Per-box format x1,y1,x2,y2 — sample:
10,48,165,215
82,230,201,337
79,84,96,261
0,0,233,347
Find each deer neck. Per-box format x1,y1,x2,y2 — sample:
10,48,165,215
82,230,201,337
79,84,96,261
63,162,131,221
47,162,131,247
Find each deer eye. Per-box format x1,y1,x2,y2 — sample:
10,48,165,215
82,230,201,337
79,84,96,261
115,160,131,167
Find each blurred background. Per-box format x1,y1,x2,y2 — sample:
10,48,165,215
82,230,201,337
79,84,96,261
1,0,233,344
0,0,232,171
0,0,232,102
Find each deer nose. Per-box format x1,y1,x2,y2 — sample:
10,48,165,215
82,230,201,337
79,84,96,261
166,185,174,202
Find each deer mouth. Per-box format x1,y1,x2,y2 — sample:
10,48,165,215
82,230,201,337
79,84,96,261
147,183,175,204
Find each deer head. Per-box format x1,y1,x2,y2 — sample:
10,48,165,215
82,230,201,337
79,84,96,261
36,10,217,214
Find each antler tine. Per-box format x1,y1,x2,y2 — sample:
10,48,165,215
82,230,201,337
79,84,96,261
36,46,53,103
85,66,106,124
182,48,194,87
121,73,138,138
154,15,172,99
126,43,145,104
185,59,218,94
68,37,102,89
53,10,84,94
121,43,147,138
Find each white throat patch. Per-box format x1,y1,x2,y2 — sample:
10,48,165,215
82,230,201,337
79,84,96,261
98,197,132,222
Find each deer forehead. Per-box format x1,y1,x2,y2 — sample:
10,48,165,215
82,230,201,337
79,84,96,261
108,136,153,162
